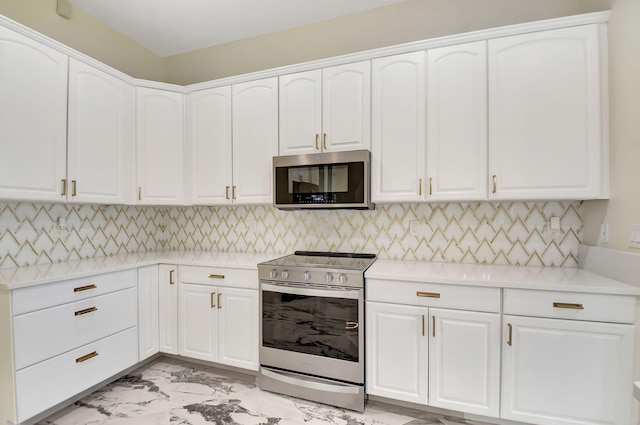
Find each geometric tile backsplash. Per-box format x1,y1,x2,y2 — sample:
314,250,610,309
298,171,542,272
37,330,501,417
0,201,583,270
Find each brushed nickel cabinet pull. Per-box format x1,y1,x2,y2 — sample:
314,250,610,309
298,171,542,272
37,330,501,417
432,315,436,337
492,175,497,194
217,293,222,309
211,291,216,308
138,186,142,201
76,351,98,363
553,302,584,310
169,270,175,285
225,186,230,199
208,274,225,279
61,179,67,196
74,306,97,316
315,134,319,150
507,323,513,346
419,178,423,196
421,315,425,336
232,186,236,199
323,133,327,150
429,177,433,195
73,284,97,293
416,291,440,298
71,180,77,196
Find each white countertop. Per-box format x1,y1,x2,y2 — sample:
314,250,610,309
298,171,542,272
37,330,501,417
2,252,639,296
0,251,277,291
366,259,640,296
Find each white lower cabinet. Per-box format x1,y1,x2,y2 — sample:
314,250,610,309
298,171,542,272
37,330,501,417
138,265,160,361
501,291,635,425
158,264,178,354
9,270,138,424
366,280,501,418
15,327,137,422
178,266,259,371
366,302,428,404
429,308,500,417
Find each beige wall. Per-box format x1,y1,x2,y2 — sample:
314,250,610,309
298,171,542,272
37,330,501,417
582,0,640,252
163,0,609,85
0,0,163,81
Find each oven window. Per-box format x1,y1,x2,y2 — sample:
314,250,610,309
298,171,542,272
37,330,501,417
262,291,359,362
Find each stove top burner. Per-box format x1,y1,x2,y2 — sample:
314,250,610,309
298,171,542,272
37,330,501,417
261,251,376,271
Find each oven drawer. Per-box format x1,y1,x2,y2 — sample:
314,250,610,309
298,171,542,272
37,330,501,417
504,289,636,323
179,265,258,289
13,287,137,370
12,269,136,315
367,279,500,313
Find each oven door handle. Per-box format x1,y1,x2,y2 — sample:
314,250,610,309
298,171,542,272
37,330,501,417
345,321,359,330
261,283,361,300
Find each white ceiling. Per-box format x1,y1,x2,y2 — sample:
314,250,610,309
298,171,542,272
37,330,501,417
67,0,408,57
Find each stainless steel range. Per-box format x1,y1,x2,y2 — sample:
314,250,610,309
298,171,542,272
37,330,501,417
256,251,376,412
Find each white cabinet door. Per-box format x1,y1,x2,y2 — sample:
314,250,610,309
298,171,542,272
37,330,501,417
366,301,428,404
0,26,68,202
502,315,633,425
429,309,500,417
488,24,607,200
279,62,370,156
68,59,132,204
158,265,178,355
178,282,218,362
218,287,258,370
136,87,185,205
137,265,159,361
279,70,322,155
426,42,487,201
232,77,279,204
187,86,233,205
371,51,426,202
322,61,371,152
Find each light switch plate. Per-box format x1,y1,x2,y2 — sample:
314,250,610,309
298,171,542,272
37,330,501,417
628,224,640,248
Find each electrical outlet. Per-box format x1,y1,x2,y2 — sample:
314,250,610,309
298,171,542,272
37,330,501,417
600,222,609,244
546,217,561,240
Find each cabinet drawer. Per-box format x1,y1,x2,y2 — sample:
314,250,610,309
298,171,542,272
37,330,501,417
15,327,137,423
12,269,136,315
367,279,500,313
179,265,258,289
503,289,636,323
13,287,137,370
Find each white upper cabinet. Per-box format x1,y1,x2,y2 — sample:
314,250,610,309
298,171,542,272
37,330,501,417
187,86,232,205
136,87,185,205
488,24,608,200
371,51,426,203
279,69,322,155
68,59,133,204
0,26,68,202
426,41,488,201
232,77,279,204
279,61,371,155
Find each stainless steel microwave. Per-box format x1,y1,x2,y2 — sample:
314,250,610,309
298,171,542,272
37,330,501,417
273,150,374,210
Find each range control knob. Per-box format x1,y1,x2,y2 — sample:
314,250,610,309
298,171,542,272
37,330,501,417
303,271,311,281
325,273,333,283
338,274,348,284
281,270,290,279
269,269,277,279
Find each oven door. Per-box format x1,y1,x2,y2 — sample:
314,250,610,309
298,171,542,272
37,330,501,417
260,282,364,384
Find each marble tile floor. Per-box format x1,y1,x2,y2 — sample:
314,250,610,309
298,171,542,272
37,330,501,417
37,358,493,425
